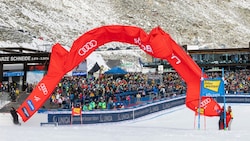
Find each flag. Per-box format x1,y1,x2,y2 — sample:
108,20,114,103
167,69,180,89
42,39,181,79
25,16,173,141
138,58,143,67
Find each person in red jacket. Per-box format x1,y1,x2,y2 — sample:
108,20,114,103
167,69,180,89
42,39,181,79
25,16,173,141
226,106,233,130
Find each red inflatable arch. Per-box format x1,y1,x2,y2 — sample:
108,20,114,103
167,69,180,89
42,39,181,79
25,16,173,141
17,25,221,122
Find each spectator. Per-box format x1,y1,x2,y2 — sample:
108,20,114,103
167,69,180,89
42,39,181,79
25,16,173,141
97,97,106,110
136,92,141,104
89,100,96,110
82,103,89,111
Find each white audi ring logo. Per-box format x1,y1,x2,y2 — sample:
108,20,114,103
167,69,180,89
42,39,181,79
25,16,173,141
200,98,211,108
78,40,98,56
38,83,48,95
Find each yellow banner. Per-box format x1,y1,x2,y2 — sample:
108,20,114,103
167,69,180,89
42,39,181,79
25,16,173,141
204,80,221,92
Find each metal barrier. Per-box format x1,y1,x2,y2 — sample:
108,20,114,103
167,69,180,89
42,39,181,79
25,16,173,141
0,91,10,108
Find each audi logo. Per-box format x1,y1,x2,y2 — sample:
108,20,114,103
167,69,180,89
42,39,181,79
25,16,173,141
200,98,211,108
78,40,98,56
38,83,48,95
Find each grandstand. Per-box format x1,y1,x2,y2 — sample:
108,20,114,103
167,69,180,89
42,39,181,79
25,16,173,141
0,44,249,112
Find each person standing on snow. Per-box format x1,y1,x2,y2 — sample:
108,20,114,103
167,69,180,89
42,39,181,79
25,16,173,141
218,106,225,130
226,106,233,130
10,107,21,125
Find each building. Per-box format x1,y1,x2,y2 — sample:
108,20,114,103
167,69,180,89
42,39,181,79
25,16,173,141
0,47,50,91
143,43,250,71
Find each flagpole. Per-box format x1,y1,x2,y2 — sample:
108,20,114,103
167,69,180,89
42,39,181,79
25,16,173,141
198,67,204,130
222,68,226,130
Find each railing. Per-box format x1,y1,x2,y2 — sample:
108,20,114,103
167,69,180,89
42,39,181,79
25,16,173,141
113,90,179,108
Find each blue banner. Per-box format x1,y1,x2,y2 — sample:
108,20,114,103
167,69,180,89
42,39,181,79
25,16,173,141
72,72,87,76
201,78,224,97
3,71,24,77
47,97,185,125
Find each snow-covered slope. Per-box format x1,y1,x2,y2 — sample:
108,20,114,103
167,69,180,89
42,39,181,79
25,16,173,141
0,0,249,49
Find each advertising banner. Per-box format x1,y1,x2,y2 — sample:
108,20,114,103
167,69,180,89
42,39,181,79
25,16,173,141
201,78,224,97
48,97,185,125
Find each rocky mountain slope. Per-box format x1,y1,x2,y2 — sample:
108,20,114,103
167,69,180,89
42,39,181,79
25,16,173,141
0,0,249,50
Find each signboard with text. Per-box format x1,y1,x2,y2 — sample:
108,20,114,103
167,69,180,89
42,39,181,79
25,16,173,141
0,53,50,63
201,78,224,97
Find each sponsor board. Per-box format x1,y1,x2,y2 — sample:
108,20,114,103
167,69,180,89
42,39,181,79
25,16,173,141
47,97,185,125
44,94,250,125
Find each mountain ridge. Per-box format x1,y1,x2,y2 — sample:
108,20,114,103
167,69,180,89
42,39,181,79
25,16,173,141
0,0,249,50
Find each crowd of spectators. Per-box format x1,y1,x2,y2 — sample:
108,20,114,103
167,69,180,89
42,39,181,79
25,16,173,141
206,70,250,94
0,69,248,111
24,69,250,111
0,82,20,102
48,72,185,110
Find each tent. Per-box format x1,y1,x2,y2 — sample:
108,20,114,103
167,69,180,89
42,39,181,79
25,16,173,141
87,52,109,72
88,62,100,74
104,66,127,75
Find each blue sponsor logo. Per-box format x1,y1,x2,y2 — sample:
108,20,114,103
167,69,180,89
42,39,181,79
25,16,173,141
22,107,30,118
27,100,35,111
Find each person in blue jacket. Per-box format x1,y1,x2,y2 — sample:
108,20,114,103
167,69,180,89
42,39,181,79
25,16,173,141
218,106,225,130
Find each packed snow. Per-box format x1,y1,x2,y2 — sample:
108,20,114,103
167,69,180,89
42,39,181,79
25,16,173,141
0,103,250,141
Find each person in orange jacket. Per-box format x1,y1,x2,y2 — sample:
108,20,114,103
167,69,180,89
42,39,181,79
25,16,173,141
226,106,233,130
